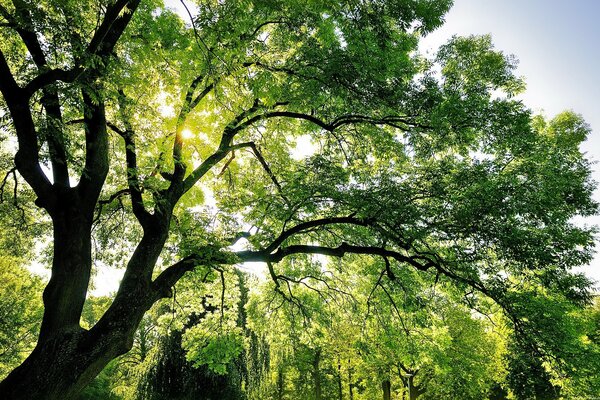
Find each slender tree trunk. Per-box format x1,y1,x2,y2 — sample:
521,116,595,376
409,376,426,400
312,348,322,400
277,366,285,400
382,379,392,400
337,357,343,400
349,365,354,400
402,375,424,400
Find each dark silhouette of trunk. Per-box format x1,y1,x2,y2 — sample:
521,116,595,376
337,358,343,400
382,379,392,400
0,1,150,398
0,203,168,399
348,365,354,400
312,348,322,400
398,365,426,400
406,374,426,400
277,366,285,400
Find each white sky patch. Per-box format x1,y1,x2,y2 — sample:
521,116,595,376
90,265,123,297
334,26,347,49
158,104,175,117
163,0,198,23
27,260,49,282
292,134,317,160
157,90,175,117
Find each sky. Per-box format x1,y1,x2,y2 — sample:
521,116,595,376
419,0,600,283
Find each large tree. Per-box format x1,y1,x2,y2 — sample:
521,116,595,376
0,0,596,398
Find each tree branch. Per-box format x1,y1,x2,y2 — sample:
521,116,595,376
107,92,152,225
2,1,71,186
77,86,109,215
85,0,141,60
236,242,432,271
176,100,261,196
0,49,54,207
264,216,372,253
151,247,234,297
172,75,215,182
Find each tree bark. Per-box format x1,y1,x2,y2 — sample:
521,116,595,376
349,365,354,400
312,348,322,400
0,205,167,399
382,379,392,400
337,357,343,400
277,366,285,400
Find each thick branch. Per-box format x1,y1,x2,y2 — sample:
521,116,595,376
152,248,233,297
264,216,371,253
237,243,432,271
176,100,261,196
3,1,71,185
77,87,109,215
107,93,152,225
5,0,46,66
226,109,426,136
0,49,53,206
19,0,141,96
25,68,82,97
85,0,141,60
172,76,215,182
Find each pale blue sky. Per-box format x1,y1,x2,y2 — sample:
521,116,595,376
420,0,600,282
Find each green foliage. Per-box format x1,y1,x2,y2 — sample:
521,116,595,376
183,330,245,375
0,257,43,379
0,0,598,398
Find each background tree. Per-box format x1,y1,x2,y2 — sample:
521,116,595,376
0,258,43,379
0,0,597,398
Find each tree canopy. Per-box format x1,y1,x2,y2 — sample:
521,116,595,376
0,0,597,399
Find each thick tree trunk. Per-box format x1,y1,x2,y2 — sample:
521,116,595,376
39,199,93,343
402,375,424,400
382,379,392,400
0,201,169,399
0,326,129,399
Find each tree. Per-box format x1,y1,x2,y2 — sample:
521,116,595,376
0,0,596,398
0,258,43,380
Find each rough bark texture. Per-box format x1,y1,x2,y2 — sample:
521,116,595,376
0,2,148,397
0,210,162,399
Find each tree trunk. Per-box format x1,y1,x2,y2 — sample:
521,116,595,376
337,358,343,400
404,375,424,400
0,201,168,399
348,366,354,400
0,272,158,400
277,366,285,400
0,325,128,399
382,379,392,400
312,348,322,400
